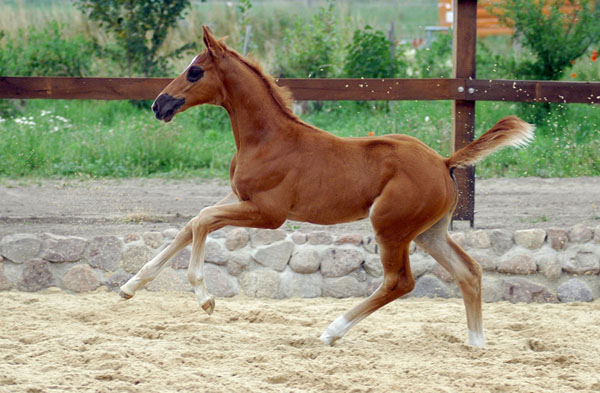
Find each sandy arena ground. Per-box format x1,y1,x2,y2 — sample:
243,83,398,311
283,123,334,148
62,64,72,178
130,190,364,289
1,177,599,392
1,288,599,393
1,177,599,238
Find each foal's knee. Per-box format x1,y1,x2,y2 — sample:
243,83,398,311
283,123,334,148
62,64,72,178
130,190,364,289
187,268,204,287
190,216,205,232
189,208,213,234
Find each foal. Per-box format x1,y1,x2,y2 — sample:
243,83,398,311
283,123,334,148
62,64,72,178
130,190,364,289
120,26,534,347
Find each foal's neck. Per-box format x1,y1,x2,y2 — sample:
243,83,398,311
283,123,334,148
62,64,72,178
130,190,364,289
220,58,298,151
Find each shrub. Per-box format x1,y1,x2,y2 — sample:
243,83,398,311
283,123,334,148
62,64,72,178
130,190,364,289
569,48,600,81
0,21,94,77
494,0,600,81
413,32,453,78
274,0,342,79
0,22,94,118
237,0,253,31
343,26,405,79
489,0,600,124
74,0,195,77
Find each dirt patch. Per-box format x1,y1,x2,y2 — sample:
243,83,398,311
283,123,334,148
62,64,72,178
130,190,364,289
1,177,598,238
1,289,599,392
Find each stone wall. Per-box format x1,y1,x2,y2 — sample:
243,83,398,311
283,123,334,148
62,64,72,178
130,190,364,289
1,224,599,303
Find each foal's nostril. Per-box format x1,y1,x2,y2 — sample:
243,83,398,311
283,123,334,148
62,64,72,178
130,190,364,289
152,93,185,121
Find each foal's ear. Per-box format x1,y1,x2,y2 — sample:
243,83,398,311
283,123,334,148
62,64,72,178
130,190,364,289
202,25,224,57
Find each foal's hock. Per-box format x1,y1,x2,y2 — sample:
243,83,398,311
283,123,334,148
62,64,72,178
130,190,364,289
121,26,534,347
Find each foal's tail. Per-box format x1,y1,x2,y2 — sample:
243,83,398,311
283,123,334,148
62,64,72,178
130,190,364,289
445,116,535,169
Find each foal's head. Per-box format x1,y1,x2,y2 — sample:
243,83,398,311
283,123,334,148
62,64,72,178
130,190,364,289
152,26,228,122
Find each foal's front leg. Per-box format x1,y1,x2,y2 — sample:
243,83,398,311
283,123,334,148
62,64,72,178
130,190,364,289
119,226,192,298
187,218,213,313
119,192,237,300
185,200,278,313
121,198,278,314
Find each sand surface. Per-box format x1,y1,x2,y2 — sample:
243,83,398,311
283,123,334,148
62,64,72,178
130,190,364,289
1,289,599,393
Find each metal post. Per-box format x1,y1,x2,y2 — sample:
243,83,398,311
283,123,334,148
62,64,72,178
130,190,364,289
243,25,252,56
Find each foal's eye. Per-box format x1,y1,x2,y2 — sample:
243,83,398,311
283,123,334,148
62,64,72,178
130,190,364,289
187,66,204,82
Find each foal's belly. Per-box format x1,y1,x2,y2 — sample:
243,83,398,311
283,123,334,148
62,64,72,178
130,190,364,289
286,198,372,226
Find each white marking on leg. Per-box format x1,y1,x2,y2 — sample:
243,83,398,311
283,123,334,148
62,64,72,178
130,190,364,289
320,315,361,346
120,250,169,296
468,329,486,348
120,228,192,297
188,252,213,312
188,227,215,314
120,226,191,299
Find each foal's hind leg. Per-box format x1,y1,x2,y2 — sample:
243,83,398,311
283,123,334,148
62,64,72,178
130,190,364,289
320,176,439,345
320,241,414,345
415,213,485,347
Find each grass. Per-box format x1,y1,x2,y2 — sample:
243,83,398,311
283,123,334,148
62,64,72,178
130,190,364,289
0,98,598,179
0,100,233,178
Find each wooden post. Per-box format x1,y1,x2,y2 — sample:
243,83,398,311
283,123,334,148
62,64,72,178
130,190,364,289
451,0,477,226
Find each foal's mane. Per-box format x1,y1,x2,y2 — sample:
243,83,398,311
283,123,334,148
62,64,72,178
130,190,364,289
223,44,300,122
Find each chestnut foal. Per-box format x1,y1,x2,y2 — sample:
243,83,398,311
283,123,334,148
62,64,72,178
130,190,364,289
120,26,534,347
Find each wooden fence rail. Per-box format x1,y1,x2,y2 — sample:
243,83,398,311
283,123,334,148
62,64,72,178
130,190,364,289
2,76,600,103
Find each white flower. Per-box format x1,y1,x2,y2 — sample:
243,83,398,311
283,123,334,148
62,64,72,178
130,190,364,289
14,117,36,126
405,48,417,59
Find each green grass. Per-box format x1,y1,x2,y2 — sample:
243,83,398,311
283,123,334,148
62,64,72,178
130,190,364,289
474,102,600,177
1,98,598,179
0,100,233,178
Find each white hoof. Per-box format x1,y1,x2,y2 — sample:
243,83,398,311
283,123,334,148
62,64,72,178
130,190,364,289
319,330,341,346
320,315,352,346
468,330,486,348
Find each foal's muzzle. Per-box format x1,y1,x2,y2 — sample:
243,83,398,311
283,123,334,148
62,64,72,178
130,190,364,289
152,94,185,122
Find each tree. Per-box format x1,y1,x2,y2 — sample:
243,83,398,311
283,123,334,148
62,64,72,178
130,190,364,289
495,0,600,80
75,0,195,77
